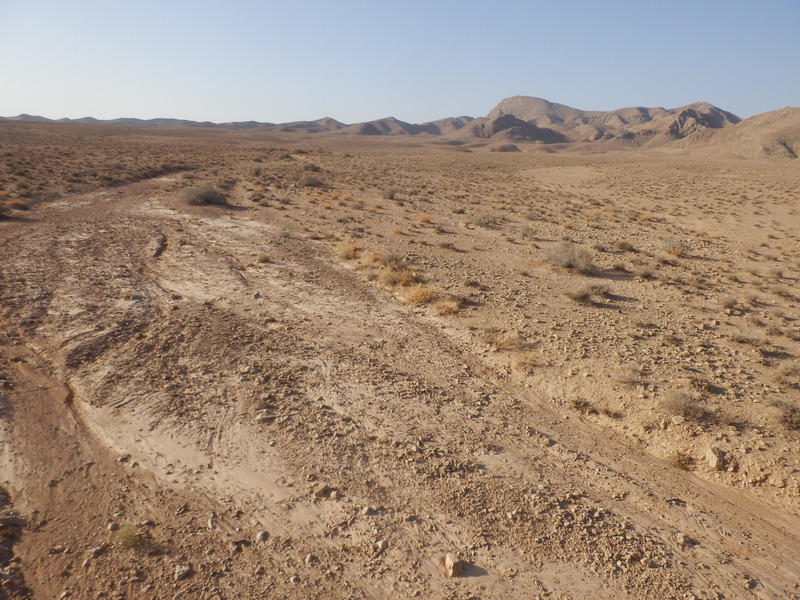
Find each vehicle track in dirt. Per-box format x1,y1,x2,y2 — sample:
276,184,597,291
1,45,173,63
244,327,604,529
1,164,798,599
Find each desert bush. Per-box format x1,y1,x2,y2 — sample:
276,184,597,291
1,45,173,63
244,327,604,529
776,402,800,430
565,288,593,304
774,361,800,386
570,397,598,415
256,253,271,264
378,266,418,287
664,451,694,471
614,240,635,252
182,185,227,206
336,242,360,260
0,206,10,220
379,253,406,270
660,391,711,422
513,352,538,375
383,189,396,200
468,212,504,227
433,300,460,315
111,523,146,549
618,365,644,387
401,285,436,305
662,238,688,257
544,241,595,275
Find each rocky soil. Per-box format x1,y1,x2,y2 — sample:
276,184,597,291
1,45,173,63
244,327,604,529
0,123,798,599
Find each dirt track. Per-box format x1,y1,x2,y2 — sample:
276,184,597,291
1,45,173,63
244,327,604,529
1,135,799,599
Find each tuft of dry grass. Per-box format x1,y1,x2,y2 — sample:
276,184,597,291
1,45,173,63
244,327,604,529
664,451,695,471
774,361,800,386
378,266,419,287
401,285,437,305
336,242,360,260
433,300,460,315
660,391,712,423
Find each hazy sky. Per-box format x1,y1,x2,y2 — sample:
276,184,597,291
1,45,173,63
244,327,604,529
2,0,798,123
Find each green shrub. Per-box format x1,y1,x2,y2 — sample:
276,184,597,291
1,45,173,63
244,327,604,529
111,523,146,548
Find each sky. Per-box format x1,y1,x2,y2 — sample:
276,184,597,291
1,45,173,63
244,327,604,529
2,0,799,124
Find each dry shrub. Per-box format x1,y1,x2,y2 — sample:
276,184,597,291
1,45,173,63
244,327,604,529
570,397,598,415
295,172,323,188
513,352,538,375
660,391,711,422
182,185,227,206
256,253,270,264
544,241,595,275
776,402,800,430
378,267,418,287
468,212,503,227
565,288,593,304
614,240,635,252
618,365,643,387
662,238,688,257
336,242,360,260
433,300,460,315
7,200,28,210
418,213,432,224
664,451,695,471
774,361,800,386
402,285,436,305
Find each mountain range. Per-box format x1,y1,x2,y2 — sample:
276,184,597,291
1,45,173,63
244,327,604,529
4,96,799,159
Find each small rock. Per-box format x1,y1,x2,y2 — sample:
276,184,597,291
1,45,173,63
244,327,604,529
314,484,332,498
0,516,28,527
361,506,376,516
304,553,317,565
253,411,275,424
289,575,301,584
254,530,270,544
174,564,192,581
107,522,119,532
440,552,463,577
376,540,388,553
705,447,726,471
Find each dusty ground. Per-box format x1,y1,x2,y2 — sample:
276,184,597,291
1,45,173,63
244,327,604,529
0,123,798,599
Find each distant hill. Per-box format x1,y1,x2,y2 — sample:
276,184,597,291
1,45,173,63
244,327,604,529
676,107,800,159
483,96,741,146
3,98,798,158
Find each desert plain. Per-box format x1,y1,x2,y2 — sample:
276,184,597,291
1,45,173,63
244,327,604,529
0,100,799,599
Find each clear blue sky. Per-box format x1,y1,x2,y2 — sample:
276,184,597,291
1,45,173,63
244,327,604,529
2,0,798,124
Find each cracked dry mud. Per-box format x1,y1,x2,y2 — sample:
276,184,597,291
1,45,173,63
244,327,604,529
0,127,798,599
